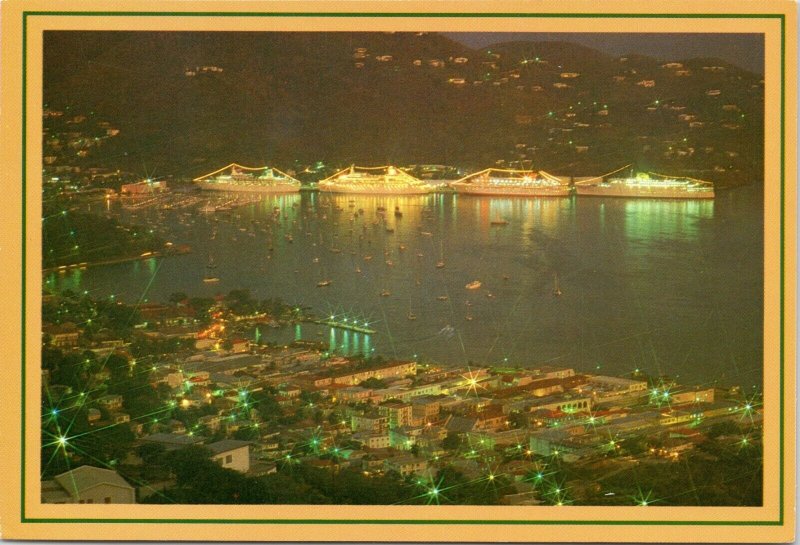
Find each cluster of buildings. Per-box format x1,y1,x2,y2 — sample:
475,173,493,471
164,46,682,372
43,108,122,179
41,293,760,504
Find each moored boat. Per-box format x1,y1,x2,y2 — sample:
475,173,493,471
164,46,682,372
318,165,434,194
451,168,571,197
574,168,714,199
194,163,301,193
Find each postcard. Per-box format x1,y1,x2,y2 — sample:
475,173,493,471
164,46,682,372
0,0,795,542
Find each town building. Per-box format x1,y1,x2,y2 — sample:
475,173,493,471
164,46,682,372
41,466,135,504
207,440,252,473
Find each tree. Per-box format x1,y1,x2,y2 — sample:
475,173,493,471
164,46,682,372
442,432,462,451
360,377,388,389
707,420,742,439
164,446,214,487
168,292,188,305
137,442,166,465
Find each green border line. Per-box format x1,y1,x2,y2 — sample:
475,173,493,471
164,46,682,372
19,11,787,18
21,10,786,527
21,8,28,526
778,12,785,527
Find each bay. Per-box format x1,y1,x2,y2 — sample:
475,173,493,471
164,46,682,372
46,185,763,389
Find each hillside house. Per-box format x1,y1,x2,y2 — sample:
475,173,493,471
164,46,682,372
41,466,135,504
208,440,251,473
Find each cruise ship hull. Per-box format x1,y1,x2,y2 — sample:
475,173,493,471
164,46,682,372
575,185,714,199
318,184,432,195
451,184,572,197
196,181,301,193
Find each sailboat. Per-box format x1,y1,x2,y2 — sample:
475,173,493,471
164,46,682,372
553,273,562,297
203,256,220,283
435,241,445,269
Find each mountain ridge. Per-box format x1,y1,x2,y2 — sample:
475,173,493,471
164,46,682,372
43,32,763,186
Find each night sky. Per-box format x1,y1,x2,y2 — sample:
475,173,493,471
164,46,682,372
444,33,764,74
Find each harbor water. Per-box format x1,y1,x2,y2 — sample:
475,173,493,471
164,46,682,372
46,186,764,389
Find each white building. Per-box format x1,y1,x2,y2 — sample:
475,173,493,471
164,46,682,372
207,440,251,473
41,466,135,504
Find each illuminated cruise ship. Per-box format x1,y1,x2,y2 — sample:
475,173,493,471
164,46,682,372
575,171,714,199
450,168,572,196
318,166,434,195
193,163,301,193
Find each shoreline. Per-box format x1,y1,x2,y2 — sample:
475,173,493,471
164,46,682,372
42,246,191,275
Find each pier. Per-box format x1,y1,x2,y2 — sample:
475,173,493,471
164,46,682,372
308,317,376,335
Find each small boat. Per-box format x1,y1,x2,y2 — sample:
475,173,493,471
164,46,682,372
355,267,362,273
203,257,219,282
416,252,424,258
490,219,509,226
435,261,445,269
380,290,391,297
399,244,407,251
385,227,395,233
553,274,562,297
407,312,417,321
385,260,394,266
465,315,474,321
364,255,373,261
317,280,332,287
420,231,433,237
466,280,482,290
436,295,449,301
486,292,495,298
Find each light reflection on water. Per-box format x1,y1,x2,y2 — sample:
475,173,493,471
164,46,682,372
47,187,762,388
